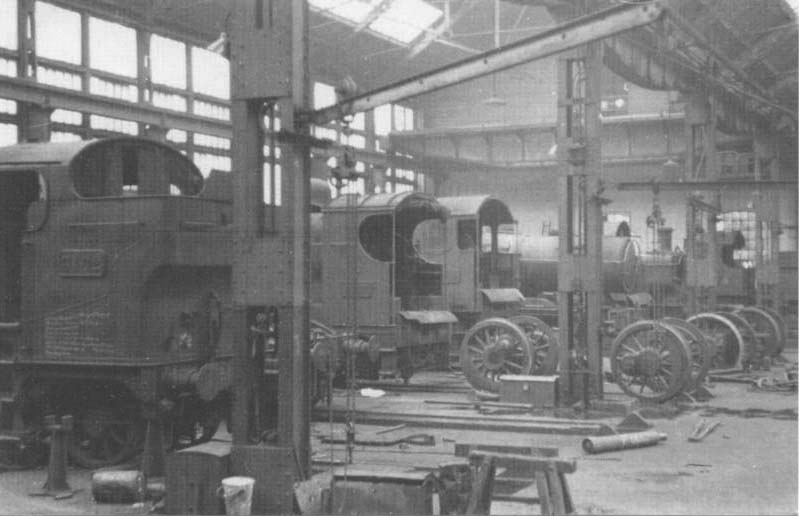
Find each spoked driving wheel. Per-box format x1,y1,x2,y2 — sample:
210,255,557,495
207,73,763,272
460,318,533,393
735,307,781,359
759,306,787,356
508,315,558,374
687,313,746,370
661,317,712,389
70,406,143,468
610,320,692,402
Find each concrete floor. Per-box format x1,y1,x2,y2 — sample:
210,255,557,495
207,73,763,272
0,352,796,515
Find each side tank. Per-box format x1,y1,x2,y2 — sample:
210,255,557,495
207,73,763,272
519,235,642,296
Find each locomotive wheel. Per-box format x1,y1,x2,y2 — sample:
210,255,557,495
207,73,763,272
687,313,746,370
609,320,692,403
661,318,712,389
508,315,558,374
70,406,143,469
736,307,781,358
714,311,760,368
759,305,787,356
460,318,533,393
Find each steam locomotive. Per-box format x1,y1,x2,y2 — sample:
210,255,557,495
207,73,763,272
0,137,234,467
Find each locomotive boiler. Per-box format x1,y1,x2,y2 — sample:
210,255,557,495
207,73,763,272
0,137,234,467
518,235,643,298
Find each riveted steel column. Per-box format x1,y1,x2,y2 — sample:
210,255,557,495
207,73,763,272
228,0,310,477
556,40,604,405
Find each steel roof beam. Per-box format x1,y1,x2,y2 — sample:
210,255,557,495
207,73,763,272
0,75,231,138
307,1,664,125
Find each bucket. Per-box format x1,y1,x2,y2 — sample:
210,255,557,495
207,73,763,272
219,476,255,516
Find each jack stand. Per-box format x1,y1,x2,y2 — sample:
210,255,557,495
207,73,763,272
30,415,80,500
140,409,165,479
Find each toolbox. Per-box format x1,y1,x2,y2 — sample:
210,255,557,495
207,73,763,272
498,374,559,407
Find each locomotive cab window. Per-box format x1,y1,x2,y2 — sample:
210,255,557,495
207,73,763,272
359,214,394,262
457,219,476,249
72,141,203,198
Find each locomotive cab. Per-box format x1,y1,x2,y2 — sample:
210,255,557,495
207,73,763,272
321,192,455,379
432,196,521,321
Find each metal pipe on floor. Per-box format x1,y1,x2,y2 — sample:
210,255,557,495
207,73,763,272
582,431,667,454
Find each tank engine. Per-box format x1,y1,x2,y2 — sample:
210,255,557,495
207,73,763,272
0,137,234,467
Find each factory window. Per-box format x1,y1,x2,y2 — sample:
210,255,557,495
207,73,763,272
393,104,414,131
152,91,187,112
89,115,138,135
308,0,377,25
89,77,137,101
191,46,229,99
38,66,82,90
0,58,16,77
51,109,81,125
342,133,366,149
0,0,17,50
717,210,756,268
314,126,338,142
457,220,476,250
263,163,282,206
351,112,365,131
51,131,82,142
374,105,392,136
89,17,137,77
150,34,186,89
194,100,230,121
0,98,16,115
166,129,187,144
605,211,631,237
309,0,442,46
0,123,17,146
194,133,230,151
194,153,231,177
314,82,337,109
339,176,365,195
370,0,442,44
36,2,81,65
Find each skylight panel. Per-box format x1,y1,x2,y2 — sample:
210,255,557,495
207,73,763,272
369,0,442,44
309,0,379,25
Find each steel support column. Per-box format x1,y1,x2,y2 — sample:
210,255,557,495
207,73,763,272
556,42,604,405
683,90,719,313
228,1,310,508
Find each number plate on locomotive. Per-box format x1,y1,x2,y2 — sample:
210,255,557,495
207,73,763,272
57,249,107,277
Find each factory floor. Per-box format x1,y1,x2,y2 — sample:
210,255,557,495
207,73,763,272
0,352,795,515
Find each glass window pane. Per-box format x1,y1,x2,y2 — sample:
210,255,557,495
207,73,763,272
369,0,442,44
191,46,229,99
36,2,81,64
150,34,186,89
0,123,17,146
314,82,337,109
374,105,392,136
0,98,16,114
0,0,17,50
89,17,137,77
